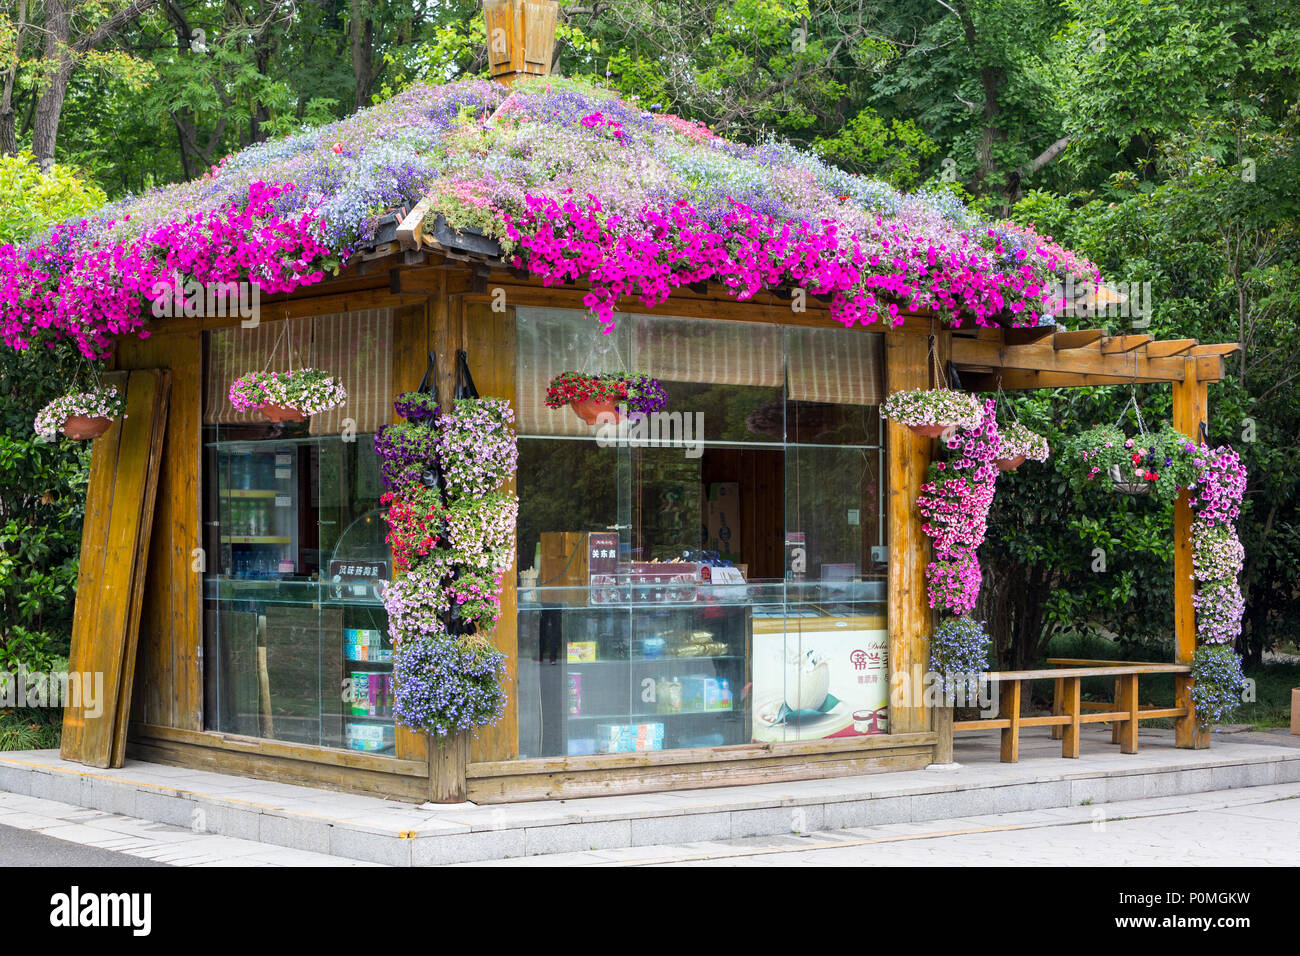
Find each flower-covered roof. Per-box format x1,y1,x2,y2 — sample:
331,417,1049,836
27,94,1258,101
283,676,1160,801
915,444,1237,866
0,76,1099,359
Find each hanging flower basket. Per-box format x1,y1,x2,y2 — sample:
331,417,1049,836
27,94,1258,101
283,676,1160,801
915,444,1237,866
33,387,125,442
229,368,347,421
993,421,1050,472
880,388,982,438
1060,422,1198,502
544,371,668,425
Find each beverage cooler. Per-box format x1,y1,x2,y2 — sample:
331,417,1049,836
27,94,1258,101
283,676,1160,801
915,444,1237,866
216,443,301,579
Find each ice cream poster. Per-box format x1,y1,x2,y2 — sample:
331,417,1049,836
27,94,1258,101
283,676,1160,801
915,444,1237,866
751,626,889,742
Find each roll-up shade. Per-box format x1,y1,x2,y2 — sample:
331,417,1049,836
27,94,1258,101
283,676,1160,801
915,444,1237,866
204,317,312,426
633,314,784,389
516,307,783,436
203,310,392,434
786,325,883,407
308,309,393,436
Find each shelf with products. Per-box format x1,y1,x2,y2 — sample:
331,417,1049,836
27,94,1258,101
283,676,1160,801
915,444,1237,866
517,598,752,757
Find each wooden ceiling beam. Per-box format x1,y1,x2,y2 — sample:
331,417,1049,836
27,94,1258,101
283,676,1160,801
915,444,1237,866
1053,328,1105,350
963,370,1171,391
1100,334,1154,353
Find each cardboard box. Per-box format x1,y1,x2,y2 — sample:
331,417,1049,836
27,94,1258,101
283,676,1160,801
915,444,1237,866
706,482,741,560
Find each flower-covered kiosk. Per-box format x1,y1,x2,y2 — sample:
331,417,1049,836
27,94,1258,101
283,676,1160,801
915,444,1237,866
2,1,1245,803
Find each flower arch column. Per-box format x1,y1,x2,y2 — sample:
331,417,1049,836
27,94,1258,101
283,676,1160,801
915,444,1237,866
1172,358,1211,749
884,329,934,740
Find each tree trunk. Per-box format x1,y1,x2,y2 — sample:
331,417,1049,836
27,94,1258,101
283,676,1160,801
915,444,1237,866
31,0,72,171
0,0,27,156
351,0,375,110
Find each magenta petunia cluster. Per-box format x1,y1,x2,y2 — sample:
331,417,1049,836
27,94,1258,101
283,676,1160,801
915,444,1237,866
505,195,1080,333
915,398,1000,615
2,182,328,359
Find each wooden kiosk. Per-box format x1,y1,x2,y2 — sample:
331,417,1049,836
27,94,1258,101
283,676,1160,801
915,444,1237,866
56,3,1240,804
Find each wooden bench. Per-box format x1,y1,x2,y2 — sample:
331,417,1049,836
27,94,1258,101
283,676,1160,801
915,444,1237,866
951,661,1192,762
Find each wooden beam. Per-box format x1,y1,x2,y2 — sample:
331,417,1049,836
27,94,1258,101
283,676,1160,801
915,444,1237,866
1196,354,1227,383
1052,328,1105,350
1172,358,1210,750
1189,343,1241,357
1002,325,1057,346
1100,334,1153,353
952,338,1187,382
1144,338,1198,357
395,195,435,250
962,371,1171,391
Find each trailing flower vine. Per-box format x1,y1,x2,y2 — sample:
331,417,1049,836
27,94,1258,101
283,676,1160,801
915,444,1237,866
374,391,517,737
886,393,1000,685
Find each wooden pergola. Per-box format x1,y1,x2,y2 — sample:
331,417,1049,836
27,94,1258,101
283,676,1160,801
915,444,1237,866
937,323,1242,756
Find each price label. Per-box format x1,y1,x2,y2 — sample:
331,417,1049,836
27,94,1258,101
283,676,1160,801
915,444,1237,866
275,494,291,508
275,454,292,465
275,467,290,479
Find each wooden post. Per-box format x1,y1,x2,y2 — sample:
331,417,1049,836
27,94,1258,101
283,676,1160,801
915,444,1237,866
1116,673,1139,755
1061,676,1082,758
1050,676,1063,740
483,0,558,87
999,679,1021,763
885,330,932,737
1172,358,1210,749
933,705,954,763
429,732,469,803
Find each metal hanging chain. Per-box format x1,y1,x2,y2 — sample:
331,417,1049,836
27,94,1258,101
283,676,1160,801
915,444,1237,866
579,325,629,373
262,322,287,373
1115,387,1149,438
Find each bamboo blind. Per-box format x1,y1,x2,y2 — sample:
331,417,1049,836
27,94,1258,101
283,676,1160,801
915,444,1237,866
203,310,393,435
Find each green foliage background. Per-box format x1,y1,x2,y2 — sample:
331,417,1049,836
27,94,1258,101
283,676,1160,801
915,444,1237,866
0,0,1296,727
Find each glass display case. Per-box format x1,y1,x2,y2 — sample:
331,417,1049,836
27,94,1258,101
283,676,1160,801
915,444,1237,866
517,581,887,758
202,430,395,754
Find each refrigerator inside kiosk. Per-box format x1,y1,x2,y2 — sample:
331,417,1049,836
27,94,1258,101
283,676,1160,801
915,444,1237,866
218,443,299,578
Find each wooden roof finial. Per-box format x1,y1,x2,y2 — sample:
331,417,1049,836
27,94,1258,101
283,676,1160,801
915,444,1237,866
483,0,558,87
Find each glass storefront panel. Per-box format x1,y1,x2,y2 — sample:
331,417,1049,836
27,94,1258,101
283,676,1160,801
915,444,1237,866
515,307,889,758
201,311,397,754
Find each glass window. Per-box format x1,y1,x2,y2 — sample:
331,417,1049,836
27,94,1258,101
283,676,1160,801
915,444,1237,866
514,307,889,758
201,311,397,754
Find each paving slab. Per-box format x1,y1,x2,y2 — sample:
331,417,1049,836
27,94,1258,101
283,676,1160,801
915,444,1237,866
1,725,1297,865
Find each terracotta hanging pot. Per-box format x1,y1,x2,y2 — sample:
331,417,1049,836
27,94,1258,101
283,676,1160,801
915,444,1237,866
258,404,308,423
909,423,957,439
62,415,113,441
570,397,621,425
995,454,1027,472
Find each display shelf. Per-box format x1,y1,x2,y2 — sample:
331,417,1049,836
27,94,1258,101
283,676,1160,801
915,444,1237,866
344,713,395,722
221,535,293,544
567,709,735,720
220,489,281,498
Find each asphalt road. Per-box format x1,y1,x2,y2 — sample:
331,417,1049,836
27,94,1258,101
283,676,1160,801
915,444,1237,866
0,823,167,867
